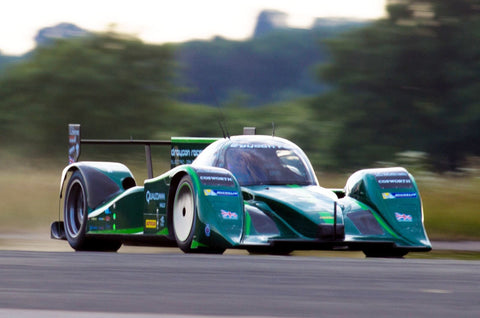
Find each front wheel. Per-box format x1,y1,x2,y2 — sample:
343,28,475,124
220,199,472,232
172,175,225,254
173,175,197,253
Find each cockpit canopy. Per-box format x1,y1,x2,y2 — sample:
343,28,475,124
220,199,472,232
193,136,318,186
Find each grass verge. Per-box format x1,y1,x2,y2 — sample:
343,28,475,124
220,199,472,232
0,160,478,242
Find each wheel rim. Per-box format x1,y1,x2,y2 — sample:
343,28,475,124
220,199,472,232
65,180,85,239
173,182,195,243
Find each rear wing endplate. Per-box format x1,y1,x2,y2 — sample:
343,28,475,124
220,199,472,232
68,124,218,178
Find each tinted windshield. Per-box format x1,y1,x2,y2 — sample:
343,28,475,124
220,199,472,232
223,143,315,186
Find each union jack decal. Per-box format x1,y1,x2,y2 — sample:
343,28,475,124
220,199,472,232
221,210,238,220
395,212,413,222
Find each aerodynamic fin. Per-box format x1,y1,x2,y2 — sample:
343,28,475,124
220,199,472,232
68,124,81,164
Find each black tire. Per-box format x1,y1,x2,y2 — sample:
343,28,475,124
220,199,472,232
172,175,197,253
64,171,121,252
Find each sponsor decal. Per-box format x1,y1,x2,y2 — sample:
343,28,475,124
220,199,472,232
382,192,418,199
171,147,204,158
230,143,279,149
145,219,157,229
318,212,334,220
68,124,80,164
198,172,235,187
221,209,238,220
204,189,238,197
395,212,413,222
205,224,211,237
146,191,166,204
375,171,413,189
170,139,216,166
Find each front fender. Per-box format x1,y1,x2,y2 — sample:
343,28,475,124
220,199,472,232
167,165,244,249
343,167,431,249
59,161,136,210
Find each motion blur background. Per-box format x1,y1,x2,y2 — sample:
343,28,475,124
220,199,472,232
0,0,478,241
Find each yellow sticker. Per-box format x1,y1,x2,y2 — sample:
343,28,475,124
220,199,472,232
145,219,157,229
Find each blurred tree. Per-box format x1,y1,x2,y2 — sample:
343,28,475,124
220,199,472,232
315,0,480,171
0,53,22,74
0,31,177,155
176,20,367,106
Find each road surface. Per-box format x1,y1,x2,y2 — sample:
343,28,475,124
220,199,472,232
0,250,479,318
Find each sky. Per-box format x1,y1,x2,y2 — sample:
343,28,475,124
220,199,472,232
1,0,386,55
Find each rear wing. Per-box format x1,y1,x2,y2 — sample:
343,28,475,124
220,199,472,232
68,124,218,178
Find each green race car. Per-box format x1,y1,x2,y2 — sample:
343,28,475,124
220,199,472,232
51,125,431,257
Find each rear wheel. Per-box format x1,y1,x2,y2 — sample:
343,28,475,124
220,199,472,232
64,171,89,250
64,171,121,252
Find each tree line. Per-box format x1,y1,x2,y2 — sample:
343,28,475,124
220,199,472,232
0,0,479,172
313,0,480,171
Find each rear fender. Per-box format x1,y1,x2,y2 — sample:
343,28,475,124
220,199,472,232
59,161,136,211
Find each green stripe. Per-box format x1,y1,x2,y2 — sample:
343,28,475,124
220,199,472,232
186,166,202,191
318,211,334,224
157,228,169,236
191,240,208,249
244,206,252,236
171,137,219,144
88,227,143,235
356,201,399,239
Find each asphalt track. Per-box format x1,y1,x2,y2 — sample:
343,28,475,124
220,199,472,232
0,250,479,318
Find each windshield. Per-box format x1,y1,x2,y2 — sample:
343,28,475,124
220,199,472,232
223,143,316,186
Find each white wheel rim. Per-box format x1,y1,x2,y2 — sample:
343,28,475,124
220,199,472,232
173,182,195,242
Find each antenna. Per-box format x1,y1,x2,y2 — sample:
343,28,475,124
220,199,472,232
272,122,276,137
219,121,229,139
224,120,231,139
211,86,230,139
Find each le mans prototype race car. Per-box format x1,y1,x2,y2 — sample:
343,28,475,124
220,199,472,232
51,124,431,257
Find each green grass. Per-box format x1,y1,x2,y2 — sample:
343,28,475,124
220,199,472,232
0,157,169,233
0,163,60,232
418,174,480,240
